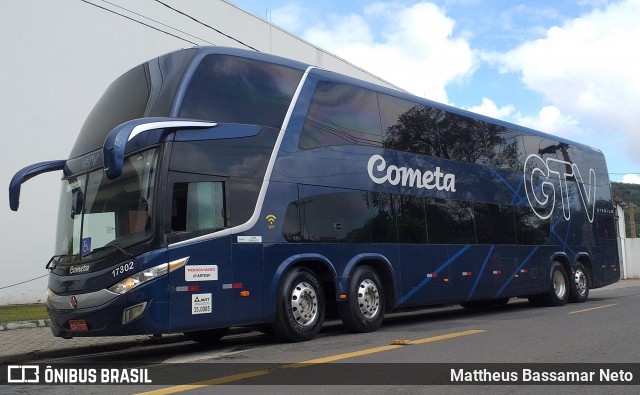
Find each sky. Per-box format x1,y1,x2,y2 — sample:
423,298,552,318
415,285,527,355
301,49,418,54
234,0,640,183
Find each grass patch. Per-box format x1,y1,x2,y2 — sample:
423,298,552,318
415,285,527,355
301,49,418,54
0,304,48,323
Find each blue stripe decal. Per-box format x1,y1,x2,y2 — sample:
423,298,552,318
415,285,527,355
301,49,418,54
399,245,471,305
467,245,495,300
551,220,576,257
495,246,540,297
511,178,526,206
490,168,526,206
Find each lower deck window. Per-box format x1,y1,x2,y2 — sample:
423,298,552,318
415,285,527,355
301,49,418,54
171,181,226,233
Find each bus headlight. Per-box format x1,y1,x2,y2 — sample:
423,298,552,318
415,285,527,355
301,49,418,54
108,258,188,295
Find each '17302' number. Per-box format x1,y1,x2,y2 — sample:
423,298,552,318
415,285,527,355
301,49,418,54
112,262,134,277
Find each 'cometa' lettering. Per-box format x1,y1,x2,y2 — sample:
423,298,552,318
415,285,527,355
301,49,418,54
367,154,456,192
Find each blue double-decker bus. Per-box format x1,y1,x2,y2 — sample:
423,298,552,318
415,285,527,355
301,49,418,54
9,47,619,342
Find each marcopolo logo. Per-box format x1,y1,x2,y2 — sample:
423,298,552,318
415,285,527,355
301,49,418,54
367,154,456,192
523,154,596,223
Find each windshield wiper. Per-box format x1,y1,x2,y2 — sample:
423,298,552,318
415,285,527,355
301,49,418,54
90,245,134,259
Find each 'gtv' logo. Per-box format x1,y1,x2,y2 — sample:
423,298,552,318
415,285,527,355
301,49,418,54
523,154,596,222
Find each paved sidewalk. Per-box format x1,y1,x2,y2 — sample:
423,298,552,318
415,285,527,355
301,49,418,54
1,279,638,364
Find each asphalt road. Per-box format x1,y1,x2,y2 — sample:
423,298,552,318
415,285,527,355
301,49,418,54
4,283,639,395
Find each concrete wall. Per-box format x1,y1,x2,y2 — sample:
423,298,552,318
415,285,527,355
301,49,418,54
623,238,640,279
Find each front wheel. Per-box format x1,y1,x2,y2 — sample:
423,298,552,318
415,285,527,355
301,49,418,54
272,267,325,342
338,265,385,333
568,263,590,303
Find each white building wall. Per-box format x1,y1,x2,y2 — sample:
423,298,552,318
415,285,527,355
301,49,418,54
624,239,640,279
617,205,627,279
0,0,399,304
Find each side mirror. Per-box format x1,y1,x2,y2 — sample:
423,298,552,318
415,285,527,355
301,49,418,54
9,160,66,211
103,118,216,179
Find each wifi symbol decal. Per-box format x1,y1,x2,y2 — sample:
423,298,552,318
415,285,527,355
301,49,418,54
266,214,277,229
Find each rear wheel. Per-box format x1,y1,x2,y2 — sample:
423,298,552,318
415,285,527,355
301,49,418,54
272,267,325,342
538,262,569,307
568,263,590,303
183,327,229,344
339,265,385,333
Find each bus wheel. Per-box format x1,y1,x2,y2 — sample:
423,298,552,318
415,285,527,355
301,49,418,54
183,327,229,344
339,265,385,333
539,262,569,306
568,263,590,303
272,267,325,342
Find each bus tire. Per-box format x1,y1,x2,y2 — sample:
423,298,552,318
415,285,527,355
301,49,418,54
272,267,325,342
539,262,569,307
568,263,590,303
183,327,229,344
339,265,385,333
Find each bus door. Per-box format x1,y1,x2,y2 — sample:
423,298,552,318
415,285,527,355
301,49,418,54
165,173,233,332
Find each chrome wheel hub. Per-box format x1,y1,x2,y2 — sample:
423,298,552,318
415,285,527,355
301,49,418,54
552,270,567,299
357,279,380,318
574,269,588,297
290,281,319,327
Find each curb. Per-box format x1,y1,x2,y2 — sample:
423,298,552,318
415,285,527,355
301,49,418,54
0,334,187,364
0,319,50,331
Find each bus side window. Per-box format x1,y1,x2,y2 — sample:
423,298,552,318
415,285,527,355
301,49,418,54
171,181,226,234
299,82,382,149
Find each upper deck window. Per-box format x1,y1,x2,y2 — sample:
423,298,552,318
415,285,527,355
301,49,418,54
179,55,304,128
71,65,151,158
299,82,382,149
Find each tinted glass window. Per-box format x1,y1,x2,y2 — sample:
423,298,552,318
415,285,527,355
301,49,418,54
169,127,278,178
228,179,261,226
473,203,516,244
435,112,513,166
72,65,150,158
169,128,278,228
514,206,550,244
381,95,443,157
299,82,382,149
180,55,303,128
425,198,475,244
523,135,565,164
492,129,523,171
171,181,225,233
56,149,160,258
283,201,301,242
395,195,428,243
299,191,371,242
598,216,616,239
369,192,397,243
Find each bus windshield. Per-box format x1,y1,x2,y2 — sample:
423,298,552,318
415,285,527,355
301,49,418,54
55,148,160,259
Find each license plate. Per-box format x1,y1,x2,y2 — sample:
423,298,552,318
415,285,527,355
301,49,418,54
68,319,89,332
